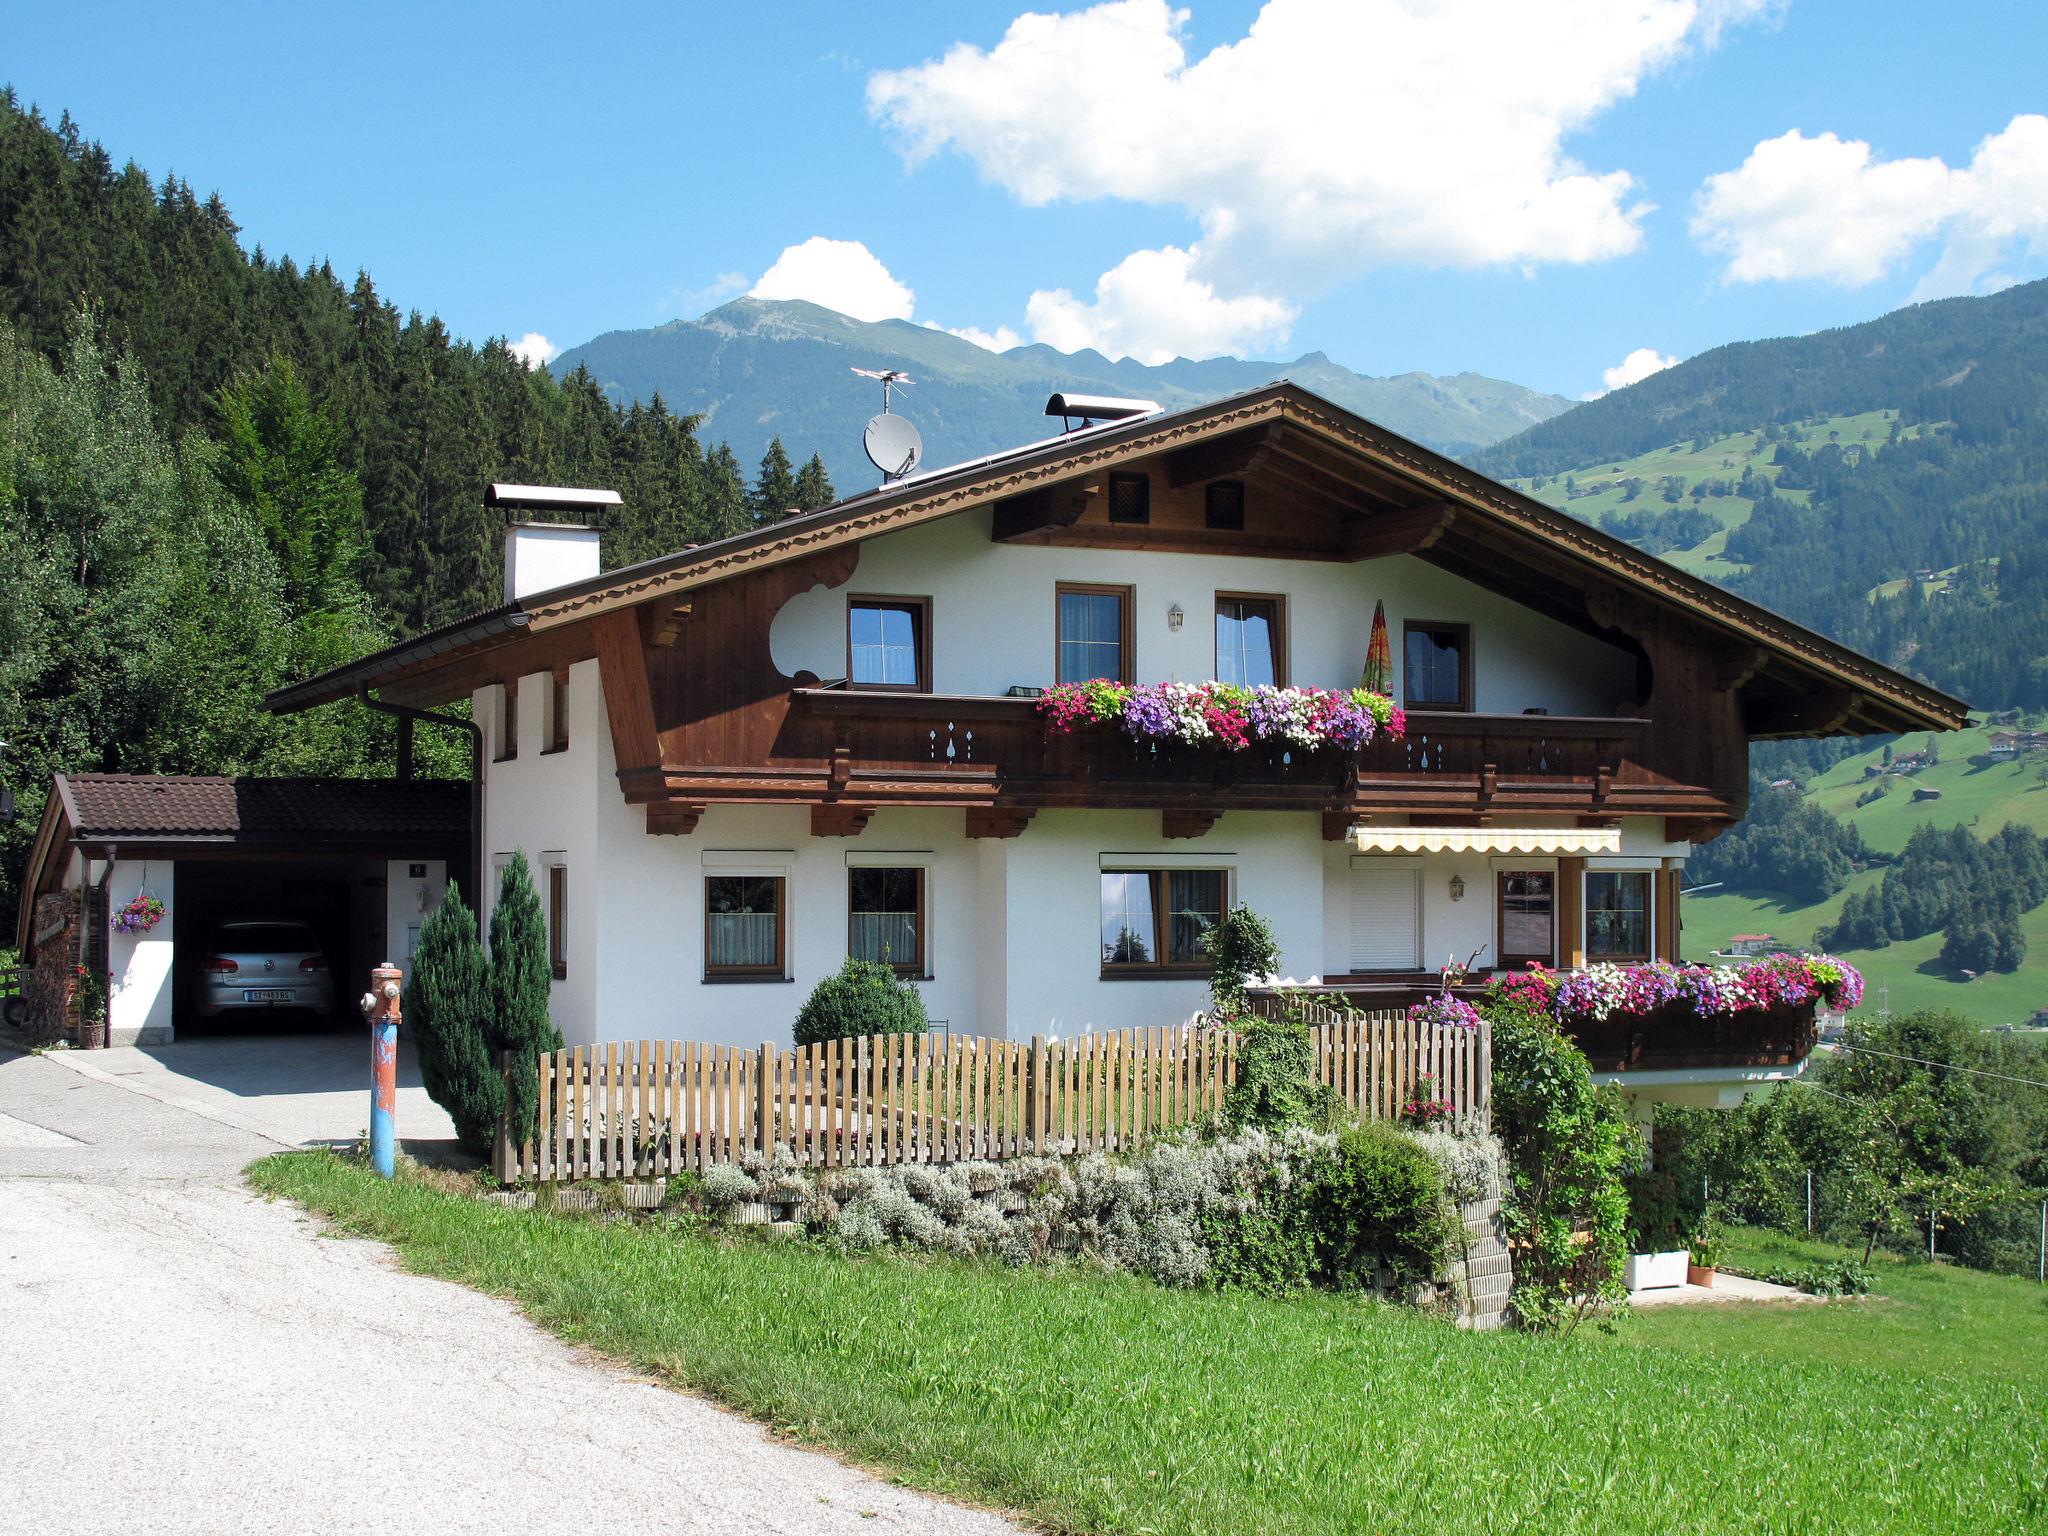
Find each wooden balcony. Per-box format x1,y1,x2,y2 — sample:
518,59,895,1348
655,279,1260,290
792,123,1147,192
715,687,1731,822
1260,983,1818,1076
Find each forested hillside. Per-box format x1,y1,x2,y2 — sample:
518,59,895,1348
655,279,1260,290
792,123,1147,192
0,92,834,935
1478,280,2048,714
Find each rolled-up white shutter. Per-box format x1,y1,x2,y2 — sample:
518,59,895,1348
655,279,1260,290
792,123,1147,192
1349,865,1420,971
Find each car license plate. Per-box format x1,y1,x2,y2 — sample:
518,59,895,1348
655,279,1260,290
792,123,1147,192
243,989,296,1004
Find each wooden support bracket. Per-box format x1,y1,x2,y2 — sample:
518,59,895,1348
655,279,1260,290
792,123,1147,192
1161,808,1222,840
965,807,1035,839
645,802,705,836
812,803,876,838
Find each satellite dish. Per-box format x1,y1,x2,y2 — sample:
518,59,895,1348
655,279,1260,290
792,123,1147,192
864,412,923,481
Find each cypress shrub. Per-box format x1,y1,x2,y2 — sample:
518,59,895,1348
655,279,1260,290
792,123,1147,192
407,881,500,1153
793,957,929,1047
489,851,563,1148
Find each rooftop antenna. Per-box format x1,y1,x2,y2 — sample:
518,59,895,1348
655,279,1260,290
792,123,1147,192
853,367,923,483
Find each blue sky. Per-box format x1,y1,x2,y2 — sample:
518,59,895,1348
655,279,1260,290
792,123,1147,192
8,1,2047,398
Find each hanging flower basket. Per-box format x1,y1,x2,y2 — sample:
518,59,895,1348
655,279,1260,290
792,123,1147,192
1039,680,1405,754
113,892,166,935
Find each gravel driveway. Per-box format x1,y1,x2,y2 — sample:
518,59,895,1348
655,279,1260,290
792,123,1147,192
0,1047,1018,1535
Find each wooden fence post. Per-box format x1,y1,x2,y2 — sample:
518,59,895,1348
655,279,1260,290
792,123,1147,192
493,1049,518,1183
1027,1034,1046,1154
756,1039,775,1158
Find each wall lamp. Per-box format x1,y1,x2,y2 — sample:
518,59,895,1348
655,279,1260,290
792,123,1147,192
1448,873,1466,902
1167,603,1184,632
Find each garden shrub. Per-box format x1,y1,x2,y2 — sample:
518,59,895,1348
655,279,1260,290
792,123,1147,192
1222,1007,1336,1132
1306,1119,1453,1287
1484,988,1637,1332
1407,1128,1507,1207
489,851,564,1148
793,957,929,1047
1207,904,1280,1019
408,880,500,1153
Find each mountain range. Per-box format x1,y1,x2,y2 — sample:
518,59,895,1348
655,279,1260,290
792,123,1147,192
553,298,1573,494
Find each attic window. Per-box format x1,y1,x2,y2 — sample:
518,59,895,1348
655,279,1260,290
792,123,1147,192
1204,480,1245,531
1108,473,1151,525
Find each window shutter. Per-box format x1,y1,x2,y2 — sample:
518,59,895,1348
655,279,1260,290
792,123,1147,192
1348,866,1420,971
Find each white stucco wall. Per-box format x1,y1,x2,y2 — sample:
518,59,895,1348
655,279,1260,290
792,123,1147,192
769,511,1639,713
106,859,174,1045
385,859,448,983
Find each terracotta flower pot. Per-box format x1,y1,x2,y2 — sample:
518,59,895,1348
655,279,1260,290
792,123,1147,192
1686,1263,1716,1288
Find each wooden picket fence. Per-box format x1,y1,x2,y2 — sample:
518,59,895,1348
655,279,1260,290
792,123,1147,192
493,1007,1490,1184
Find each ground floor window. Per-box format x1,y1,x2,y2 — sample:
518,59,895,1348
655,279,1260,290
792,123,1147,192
1101,869,1226,976
1348,862,1420,972
849,866,925,976
705,875,785,978
1585,870,1651,962
1496,870,1554,967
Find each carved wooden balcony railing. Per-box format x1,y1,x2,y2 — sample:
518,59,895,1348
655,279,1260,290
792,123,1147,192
661,687,1732,821
1260,983,1819,1075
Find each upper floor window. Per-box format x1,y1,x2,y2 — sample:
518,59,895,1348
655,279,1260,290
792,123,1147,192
1404,621,1471,712
545,669,569,753
848,596,930,691
1057,583,1132,683
1108,472,1150,525
1101,868,1227,976
849,866,926,977
1204,480,1245,531
1216,594,1284,687
1585,871,1650,963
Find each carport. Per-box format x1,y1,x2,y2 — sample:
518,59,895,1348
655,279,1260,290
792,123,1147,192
16,775,467,1046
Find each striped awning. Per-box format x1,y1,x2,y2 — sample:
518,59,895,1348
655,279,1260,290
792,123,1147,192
1349,826,1622,855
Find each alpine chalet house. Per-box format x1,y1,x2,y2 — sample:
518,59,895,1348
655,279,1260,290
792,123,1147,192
268,384,1964,1109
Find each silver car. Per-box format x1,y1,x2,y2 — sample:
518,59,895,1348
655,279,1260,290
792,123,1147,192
194,921,336,1020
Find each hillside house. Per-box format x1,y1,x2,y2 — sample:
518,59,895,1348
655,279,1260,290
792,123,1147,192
258,383,1962,1107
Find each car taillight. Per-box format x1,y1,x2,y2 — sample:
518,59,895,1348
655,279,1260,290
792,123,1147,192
201,957,238,974
299,957,327,973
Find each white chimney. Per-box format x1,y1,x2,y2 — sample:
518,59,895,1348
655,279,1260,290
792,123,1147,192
503,521,603,602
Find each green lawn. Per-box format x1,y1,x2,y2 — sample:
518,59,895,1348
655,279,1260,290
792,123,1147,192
1618,1225,2048,1387
252,1153,2045,1535
1804,723,2048,853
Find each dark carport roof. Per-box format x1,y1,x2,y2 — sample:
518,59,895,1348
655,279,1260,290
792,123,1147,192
54,774,468,843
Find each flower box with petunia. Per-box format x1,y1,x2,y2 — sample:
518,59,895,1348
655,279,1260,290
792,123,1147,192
1491,952,1863,1028
1038,680,1405,754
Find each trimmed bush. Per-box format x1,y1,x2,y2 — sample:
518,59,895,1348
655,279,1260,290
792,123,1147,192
407,880,499,1153
1222,1008,1336,1132
793,956,929,1047
1307,1119,1453,1287
489,851,563,1148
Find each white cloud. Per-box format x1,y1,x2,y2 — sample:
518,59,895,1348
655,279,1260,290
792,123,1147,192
1596,346,1680,395
927,320,1025,352
750,236,916,322
1024,245,1299,364
868,0,1766,349
1693,114,2048,294
670,271,750,317
508,332,559,368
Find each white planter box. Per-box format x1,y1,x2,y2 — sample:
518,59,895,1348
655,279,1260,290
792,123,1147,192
1627,1250,1690,1291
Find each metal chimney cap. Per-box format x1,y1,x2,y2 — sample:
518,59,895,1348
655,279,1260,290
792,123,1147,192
1044,393,1161,424
486,483,623,511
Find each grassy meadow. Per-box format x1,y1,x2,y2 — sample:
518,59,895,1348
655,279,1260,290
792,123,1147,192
252,1153,2047,1536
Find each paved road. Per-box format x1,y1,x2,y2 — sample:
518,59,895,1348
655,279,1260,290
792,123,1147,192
0,1045,1017,1535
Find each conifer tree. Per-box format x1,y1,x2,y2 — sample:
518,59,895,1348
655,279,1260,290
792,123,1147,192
701,443,750,541
407,881,500,1152
750,436,799,523
488,851,562,1147
793,452,835,511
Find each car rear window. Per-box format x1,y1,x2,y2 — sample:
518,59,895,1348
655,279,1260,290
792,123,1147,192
212,925,320,953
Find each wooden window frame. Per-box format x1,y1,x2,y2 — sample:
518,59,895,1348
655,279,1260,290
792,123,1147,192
1583,869,1653,964
544,668,570,754
495,679,519,762
1055,582,1135,684
847,866,928,979
703,874,788,982
1107,471,1151,525
1099,868,1229,980
1214,592,1288,688
845,595,933,693
547,863,568,980
1204,479,1245,531
1495,869,1556,970
1402,619,1473,713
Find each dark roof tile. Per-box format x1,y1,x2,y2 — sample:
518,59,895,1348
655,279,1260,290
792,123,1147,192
58,775,468,842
